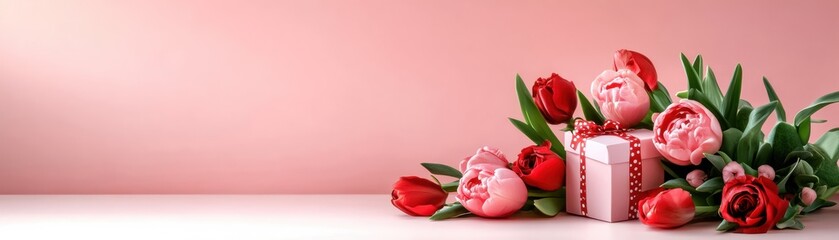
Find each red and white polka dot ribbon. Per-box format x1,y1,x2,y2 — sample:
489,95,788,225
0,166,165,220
569,119,642,219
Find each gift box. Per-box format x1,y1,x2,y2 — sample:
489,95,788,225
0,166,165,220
563,128,663,222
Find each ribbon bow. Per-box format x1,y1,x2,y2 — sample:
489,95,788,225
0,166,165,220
569,118,642,219
569,119,628,150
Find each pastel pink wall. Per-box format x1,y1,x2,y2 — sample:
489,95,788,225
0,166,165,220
1,0,837,193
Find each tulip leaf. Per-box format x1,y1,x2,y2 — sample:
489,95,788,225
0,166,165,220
794,174,819,187
762,77,787,122
696,177,724,193
716,220,738,232
736,131,760,167
741,162,758,176
429,202,470,221
694,205,721,220
802,198,837,214
805,144,839,187
721,64,743,125
681,53,703,92
798,117,811,143
705,153,728,172
649,82,673,113
794,91,839,126
767,122,803,167
509,118,546,146
533,197,565,217
754,142,773,168
735,104,753,131
421,163,462,178
702,67,724,109
577,90,605,125
688,89,729,129
815,128,839,162
528,188,566,198
660,161,681,179
720,128,742,157
742,101,777,137
778,160,801,194
441,180,459,192
661,178,697,193
693,54,704,79
515,75,564,157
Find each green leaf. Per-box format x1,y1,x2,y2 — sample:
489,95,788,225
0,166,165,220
429,202,470,221
743,101,777,136
696,177,724,193
533,197,565,217
693,55,704,79
420,163,463,178
798,117,811,143
767,122,803,167
661,178,696,192
649,82,673,113
794,174,819,186
694,205,721,220
509,118,546,147
688,89,729,129
815,128,839,162
741,162,758,176
762,77,787,122
735,104,753,131
702,67,724,109
802,199,837,214
754,142,773,168
721,64,743,125
776,204,804,230
805,144,839,186
794,91,839,126
736,131,760,167
441,180,458,192
705,153,729,172
681,53,703,92
515,75,565,158
721,128,743,157
778,160,801,194
577,90,605,125
716,220,738,232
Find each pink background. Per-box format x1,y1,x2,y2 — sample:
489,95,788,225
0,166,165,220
1,1,837,194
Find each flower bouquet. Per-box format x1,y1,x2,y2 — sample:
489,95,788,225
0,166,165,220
390,49,839,234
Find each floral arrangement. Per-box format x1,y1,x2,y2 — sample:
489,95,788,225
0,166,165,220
390,49,839,234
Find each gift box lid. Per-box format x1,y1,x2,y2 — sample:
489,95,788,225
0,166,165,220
563,129,661,165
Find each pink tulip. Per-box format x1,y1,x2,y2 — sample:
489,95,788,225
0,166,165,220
457,164,527,218
801,187,817,206
591,69,650,128
459,146,510,172
758,165,775,180
722,162,745,183
686,170,707,188
652,100,723,166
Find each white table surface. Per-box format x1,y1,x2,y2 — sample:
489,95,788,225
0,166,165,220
0,194,837,240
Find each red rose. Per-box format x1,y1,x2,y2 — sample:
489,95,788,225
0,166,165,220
512,141,565,191
720,175,789,234
613,49,658,90
532,73,577,125
391,176,447,216
638,188,695,228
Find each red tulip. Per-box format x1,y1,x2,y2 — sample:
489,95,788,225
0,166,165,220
532,73,577,125
512,141,565,191
613,49,658,91
639,188,695,228
391,176,448,216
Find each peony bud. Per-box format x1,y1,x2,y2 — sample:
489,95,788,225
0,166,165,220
801,187,817,206
722,162,745,183
686,170,707,188
758,165,775,180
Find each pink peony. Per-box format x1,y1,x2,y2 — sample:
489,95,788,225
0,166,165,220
652,100,723,166
456,164,527,218
459,146,510,172
591,69,650,128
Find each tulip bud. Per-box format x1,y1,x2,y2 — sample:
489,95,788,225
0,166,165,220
532,73,577,125
801,187,817,206
686,170,707,188
613,49,658,90
758,165,775,180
